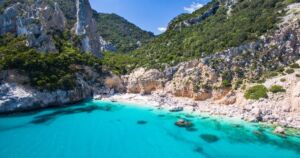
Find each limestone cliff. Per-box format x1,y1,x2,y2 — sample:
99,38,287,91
0,66,111,113
74,0,101,57
0,0,102,56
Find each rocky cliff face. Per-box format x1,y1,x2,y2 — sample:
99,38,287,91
0,66,110,113
170,1,220,30
74,0,101,57
168,0,238,30
0,1,66,52
0,0,102,56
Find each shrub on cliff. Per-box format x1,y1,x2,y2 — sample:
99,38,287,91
244,85,268,100
102,51,138,75
289,63,300,69
285,68,295,74
269,85,286,93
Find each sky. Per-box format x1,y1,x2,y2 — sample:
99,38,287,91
89,0,210,35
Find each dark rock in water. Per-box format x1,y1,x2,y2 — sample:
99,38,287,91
185,114,194,118
31,117,53,124
253,130,262,136
101,106,112,111
201,117,209,120
233,124,242,128
169,107,183,112
186,127,198,132
137,120,147,125
158,114,165,117
175,119,193,128
194,146,204,153
200,134,219,143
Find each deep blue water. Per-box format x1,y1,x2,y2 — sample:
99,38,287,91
0,100,300,158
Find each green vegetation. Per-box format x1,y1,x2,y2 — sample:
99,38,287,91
102,52,138,75
222,79,232,88
244,85,268,100
286,0,300,4
0,33,102,91
94,13,154,53
269,85,286,93
285,68,295,74
290,63,300,69
133,0,288,68
280,78,287,82
264,71,279,78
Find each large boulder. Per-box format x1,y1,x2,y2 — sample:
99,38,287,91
125,68,165,94
165,60,218,100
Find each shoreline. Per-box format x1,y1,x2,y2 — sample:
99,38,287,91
98,93,300,130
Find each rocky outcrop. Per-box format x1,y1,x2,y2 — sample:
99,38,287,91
0,83,93,113
0,1,66,52
0,0,102,57
124,68,165,94
74,0,101,57
170,1,220,30
164,60,218,100
169,0,238,30
99,36,116,52
0,66,108,113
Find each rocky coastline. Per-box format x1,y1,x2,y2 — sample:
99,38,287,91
99,90,300,130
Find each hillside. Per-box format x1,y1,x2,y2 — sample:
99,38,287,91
51,0,155,52
133,0,297,68
94,13,154,53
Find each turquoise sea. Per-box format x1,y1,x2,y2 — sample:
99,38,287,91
0,100,300,158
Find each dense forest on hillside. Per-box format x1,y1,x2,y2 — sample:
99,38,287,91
0,33,102,90
94,13,154,53
128,0,293,69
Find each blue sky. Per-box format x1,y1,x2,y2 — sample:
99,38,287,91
89,0,210,34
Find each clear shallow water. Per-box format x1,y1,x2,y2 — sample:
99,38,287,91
0,100,300,158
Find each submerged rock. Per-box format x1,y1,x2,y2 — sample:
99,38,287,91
175,119,193,128
200,134,220,143
194,146,204,153
137,120,147,125
186,127,198,132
